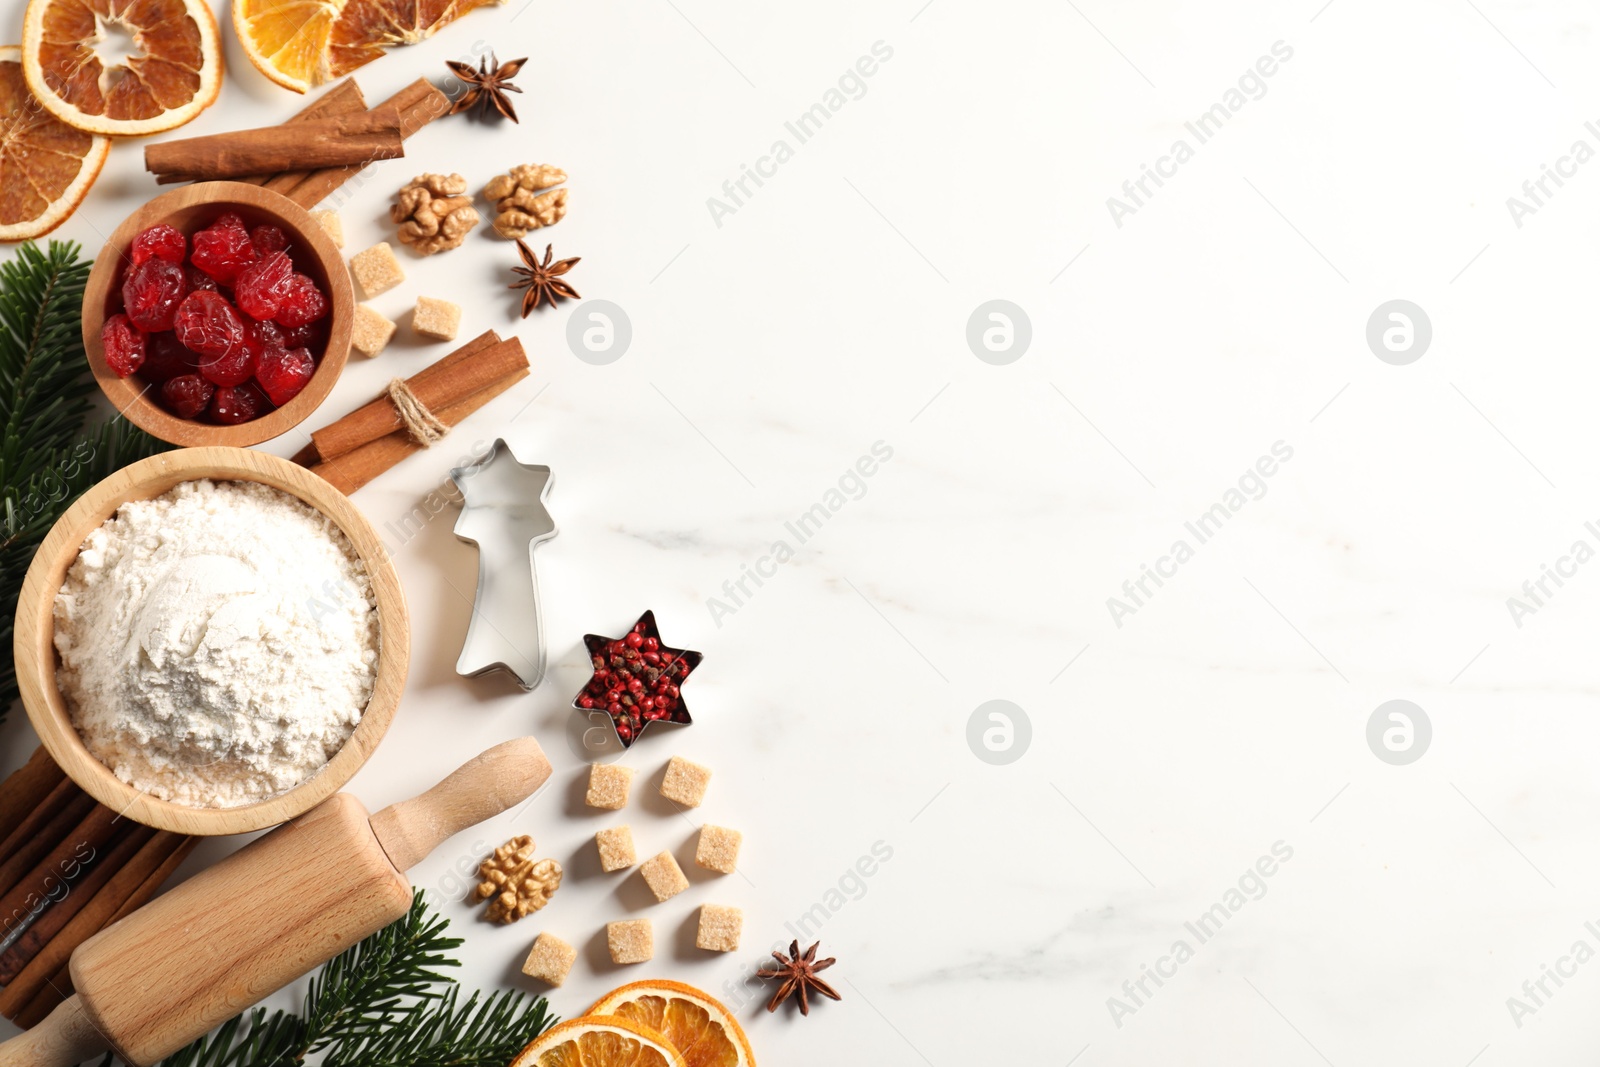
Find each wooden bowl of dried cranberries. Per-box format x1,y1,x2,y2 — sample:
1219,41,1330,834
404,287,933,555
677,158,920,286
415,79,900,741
82,181,354,446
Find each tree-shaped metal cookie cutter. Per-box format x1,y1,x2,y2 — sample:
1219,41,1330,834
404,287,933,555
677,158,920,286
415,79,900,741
451,439,557,689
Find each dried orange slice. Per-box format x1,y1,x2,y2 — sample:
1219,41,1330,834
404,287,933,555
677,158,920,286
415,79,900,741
0,45,107,240
234,0,504,93
21,0,222,136
509,1015,687,1067
588,981,756,1067
233,0,337,93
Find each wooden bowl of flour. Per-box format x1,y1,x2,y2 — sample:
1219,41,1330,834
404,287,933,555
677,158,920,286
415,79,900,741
13,447,409,836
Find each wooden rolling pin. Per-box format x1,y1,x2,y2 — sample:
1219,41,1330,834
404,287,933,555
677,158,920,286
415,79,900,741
0,737,552,1067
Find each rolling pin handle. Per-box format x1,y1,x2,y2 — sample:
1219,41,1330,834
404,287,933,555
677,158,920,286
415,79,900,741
370,737,552,872
0,995,109,1067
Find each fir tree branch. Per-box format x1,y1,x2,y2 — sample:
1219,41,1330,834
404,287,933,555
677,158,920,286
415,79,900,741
298,891,462,1053
0,242,96,476
321,987,555,1067
139,892,554,1067
0,241,172,724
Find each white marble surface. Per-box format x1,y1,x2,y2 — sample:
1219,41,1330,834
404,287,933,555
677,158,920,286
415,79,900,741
8,0,1600,1062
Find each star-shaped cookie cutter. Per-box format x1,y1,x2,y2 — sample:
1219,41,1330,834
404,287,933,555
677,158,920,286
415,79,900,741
572,610,702,748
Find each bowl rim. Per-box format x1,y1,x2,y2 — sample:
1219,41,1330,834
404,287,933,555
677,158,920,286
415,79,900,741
14,447,409,836
82,181,354,449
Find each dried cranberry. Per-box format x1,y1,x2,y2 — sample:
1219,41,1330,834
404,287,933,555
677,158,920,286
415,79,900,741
185,266,218,293
209,382,269,424
174,291,247,361
122,258,187,332
280,319,328,352
273,273,328,328
140,331,198,382
214,212,248,231
101,313,145,377
198,343,255,387
255,346,315,406
245,319,285,359
191,220,257,283
161,373,214,418
131,224,185,265
250,225,288,258
235,251,296,321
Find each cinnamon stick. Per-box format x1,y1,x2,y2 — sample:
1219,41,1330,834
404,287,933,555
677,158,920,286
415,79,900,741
0,802,124,941
246,78,368,188
147,107,405,184
6,833,197,1026
310,365,532,494
284,79,450,209
290,331,501,466
0,782,93,900
315,334,525,462
0,831,178,1017
0,748,65,841
0,822,151,984
0,834,132,1014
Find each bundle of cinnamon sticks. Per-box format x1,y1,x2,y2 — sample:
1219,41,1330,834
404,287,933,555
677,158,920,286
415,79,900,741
294,331,529,494
146,77,450,209
0,748,196,1028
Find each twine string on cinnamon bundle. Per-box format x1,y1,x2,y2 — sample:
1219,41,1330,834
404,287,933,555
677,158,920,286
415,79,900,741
291,331,530,494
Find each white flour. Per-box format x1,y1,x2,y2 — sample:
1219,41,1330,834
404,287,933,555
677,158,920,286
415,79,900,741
52,479,379,808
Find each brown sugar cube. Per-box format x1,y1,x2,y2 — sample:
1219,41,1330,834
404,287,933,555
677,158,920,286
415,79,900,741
349,241,405,298
607,919,653,964
412,296,461,341
521,932,575,986
311,209,344,248
694,825,742,874
639,850,689,902
585,763,633,810
660,756,712,808
350,303,396,358
595,825,637,872
695,905,743,953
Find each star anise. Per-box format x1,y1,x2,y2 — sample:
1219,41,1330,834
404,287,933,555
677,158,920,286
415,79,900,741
509,241,580,316
757,940,841,1015
446,53,526,123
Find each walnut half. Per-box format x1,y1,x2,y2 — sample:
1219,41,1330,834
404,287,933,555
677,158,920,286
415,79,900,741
483,164,568,239
392,173,481,255
474,835,563,923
